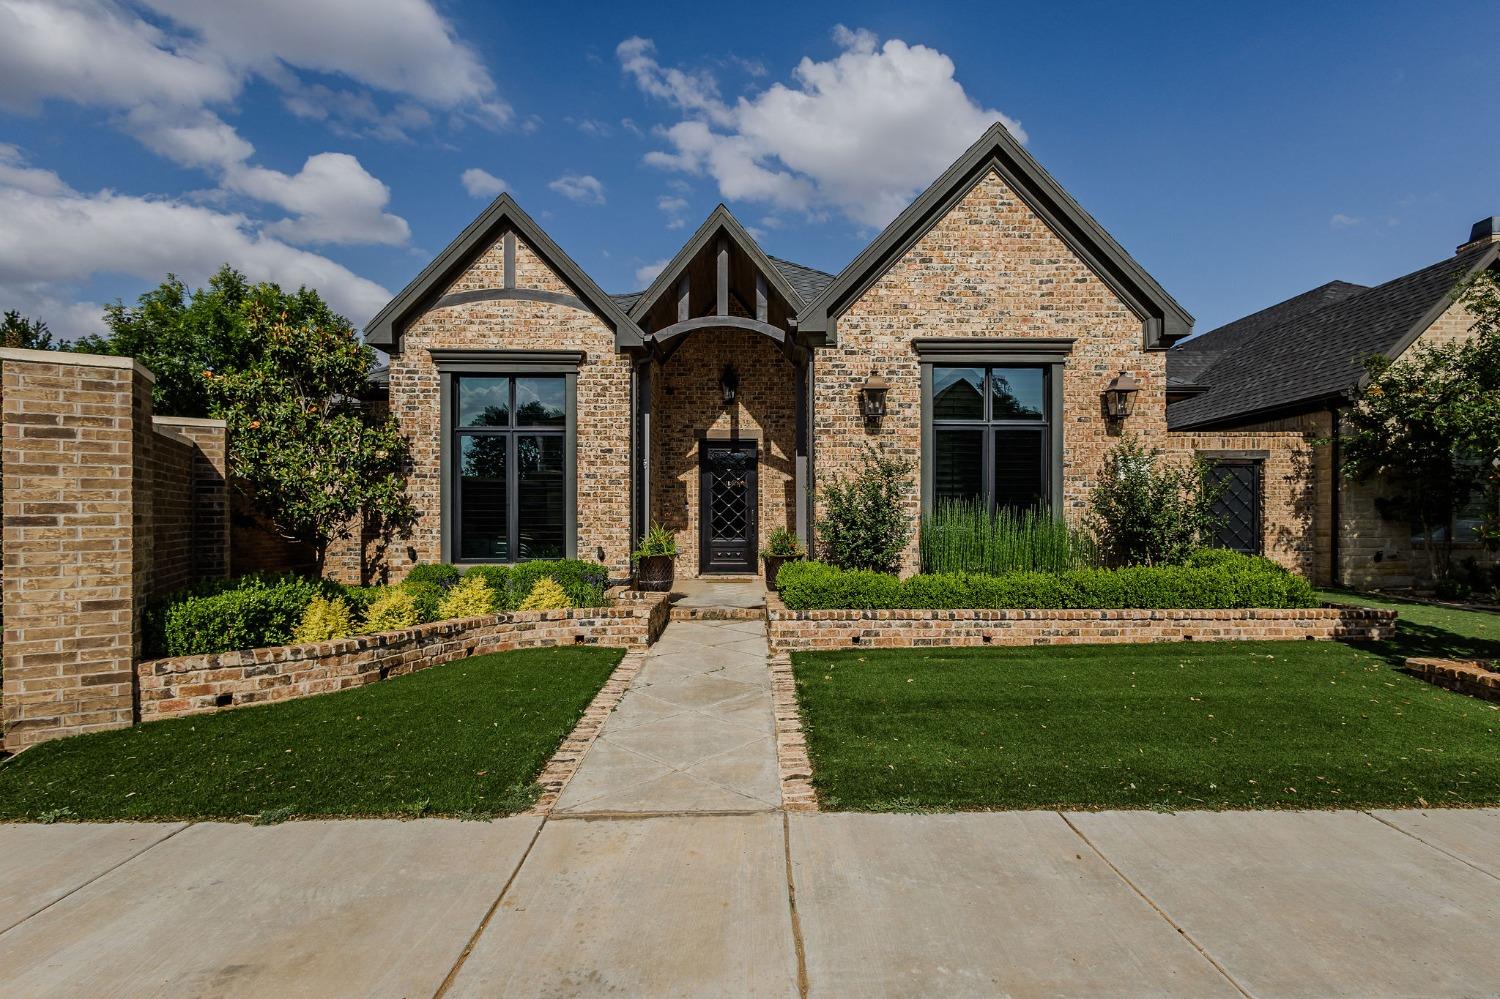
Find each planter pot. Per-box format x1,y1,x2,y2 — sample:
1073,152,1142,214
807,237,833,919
636,554,676,592
762,554,802,592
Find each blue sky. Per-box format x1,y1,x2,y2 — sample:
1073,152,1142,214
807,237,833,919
1,0,1496,341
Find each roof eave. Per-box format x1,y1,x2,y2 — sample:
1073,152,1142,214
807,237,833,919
364,193,643,352
794,122,1194,350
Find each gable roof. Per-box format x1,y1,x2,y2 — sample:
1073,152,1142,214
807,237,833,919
795,122,1194,348
364,193,642,351
1167,242,1499,430
626,204,806,323
769,256,835,303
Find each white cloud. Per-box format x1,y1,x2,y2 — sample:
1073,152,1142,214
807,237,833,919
549,174,606,206
1330,213,1361,229
225,153,409,246
621,26,1025,228
0,155,391,337
657,194,689,229
461,168,508,199
634,259,670,285
0,143,72,196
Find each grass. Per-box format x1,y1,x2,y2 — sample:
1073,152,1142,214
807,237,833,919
919,499,1099,575
792,593,1500,812
0,646,623,822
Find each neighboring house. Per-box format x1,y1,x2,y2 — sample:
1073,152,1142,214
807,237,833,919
325,123,1407,586
1167,218,1500,589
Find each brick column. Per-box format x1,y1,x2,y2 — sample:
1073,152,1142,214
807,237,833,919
2,348,154,751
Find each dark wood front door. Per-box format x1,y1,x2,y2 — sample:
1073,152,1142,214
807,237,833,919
699,440,758,574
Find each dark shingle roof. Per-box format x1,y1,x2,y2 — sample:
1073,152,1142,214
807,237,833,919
610,292,643,313
768,256,836,303
1167,246,1495,429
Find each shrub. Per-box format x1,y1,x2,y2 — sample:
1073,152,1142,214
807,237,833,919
518,576,571,611
404,563,461,589
760,527,806,560
146,573,333,657
362,588,420,633
1086,437,1224,567
294,595,353,643
817,446,914,573
400,580,445,623
438,573,498,619
775,553,1317,611
632,522,678,560
462,564,510,594
506,559,608,611
336,585,385,619
920,500,1099,575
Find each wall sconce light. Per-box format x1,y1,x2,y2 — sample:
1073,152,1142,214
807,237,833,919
859,371,890,421
1103,371,1139,421
719,364,739,405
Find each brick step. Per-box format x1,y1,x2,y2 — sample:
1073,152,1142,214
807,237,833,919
669,606,767,622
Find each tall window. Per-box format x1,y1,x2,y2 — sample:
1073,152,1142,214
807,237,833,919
931,365,1049,512
454,375,567,562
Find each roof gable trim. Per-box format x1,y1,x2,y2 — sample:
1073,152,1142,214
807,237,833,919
365,194,642,351
795,123,1193,349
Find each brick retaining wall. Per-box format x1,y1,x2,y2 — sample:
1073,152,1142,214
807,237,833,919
137,594,670,722
1406,657,1500,701
766,595,1395,653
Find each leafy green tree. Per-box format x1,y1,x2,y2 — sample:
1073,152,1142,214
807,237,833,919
77,266,343,418
817,446,914,573
1,311,56,350
203,294,414,575
1341,270,1500,580
1086,437,1222,567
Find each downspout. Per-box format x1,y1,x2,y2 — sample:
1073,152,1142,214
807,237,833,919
1330,405,1342,588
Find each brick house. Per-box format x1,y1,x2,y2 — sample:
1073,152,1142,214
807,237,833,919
343,123,1476,587
1167,218,1500,588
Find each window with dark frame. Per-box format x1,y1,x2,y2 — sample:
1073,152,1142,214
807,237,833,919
931,365,1049,513
1205,460,1262,554
453,374,567,562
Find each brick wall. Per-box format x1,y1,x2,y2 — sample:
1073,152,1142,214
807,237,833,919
2,350,229,751
154,417,230,589
766,594,1395,653
138,593,670,721
813,169,1165,574
230,492,316,578
650,327,797,574
368,230,632,583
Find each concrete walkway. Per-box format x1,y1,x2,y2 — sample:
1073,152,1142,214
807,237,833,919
553,618,780,813
4,808,1500,996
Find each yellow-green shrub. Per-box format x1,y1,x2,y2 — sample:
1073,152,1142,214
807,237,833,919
361,587,419,633
518,576,570,611
293,595,353,643
438,573,497,620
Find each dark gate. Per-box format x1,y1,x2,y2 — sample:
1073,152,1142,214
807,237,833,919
1206,460,1262,554
699,440,758,574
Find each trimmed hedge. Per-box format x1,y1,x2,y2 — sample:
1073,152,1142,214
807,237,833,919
145,573,338,657
776,551,1318,612
461,560,608,611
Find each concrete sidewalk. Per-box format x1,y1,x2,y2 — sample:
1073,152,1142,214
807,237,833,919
2,808,1498,997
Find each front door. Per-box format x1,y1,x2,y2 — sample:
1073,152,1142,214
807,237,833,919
699,440,758,574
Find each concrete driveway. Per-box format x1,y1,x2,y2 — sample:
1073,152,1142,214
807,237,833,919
2,808,1498,997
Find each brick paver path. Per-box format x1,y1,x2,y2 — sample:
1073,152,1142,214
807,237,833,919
552,618,780,813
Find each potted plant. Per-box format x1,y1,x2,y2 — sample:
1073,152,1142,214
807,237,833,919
633,522,678,592
759,527,807,592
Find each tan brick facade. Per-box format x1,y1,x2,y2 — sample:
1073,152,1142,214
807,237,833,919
374,231,634,582
1,350,228,750
813,168,1166,573
649,327,797,574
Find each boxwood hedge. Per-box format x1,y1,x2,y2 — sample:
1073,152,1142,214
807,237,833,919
775,550,1318,612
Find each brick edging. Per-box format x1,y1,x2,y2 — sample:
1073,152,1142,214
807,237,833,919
769,651,817,811
530,649,648,814
1407,656,1500,701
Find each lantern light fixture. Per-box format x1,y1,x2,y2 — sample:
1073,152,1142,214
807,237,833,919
859,371,890,421
719,364,739,405
1103,370,1139,421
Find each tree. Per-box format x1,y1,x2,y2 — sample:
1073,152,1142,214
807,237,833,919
1341,269,1500,580
1,311,55,350
77,266,340,418
1086,437,1222,567
204,291,415,575
817,445,914,573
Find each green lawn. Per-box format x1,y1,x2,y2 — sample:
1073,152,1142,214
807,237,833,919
0,646,623,822
792,595,1500,812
